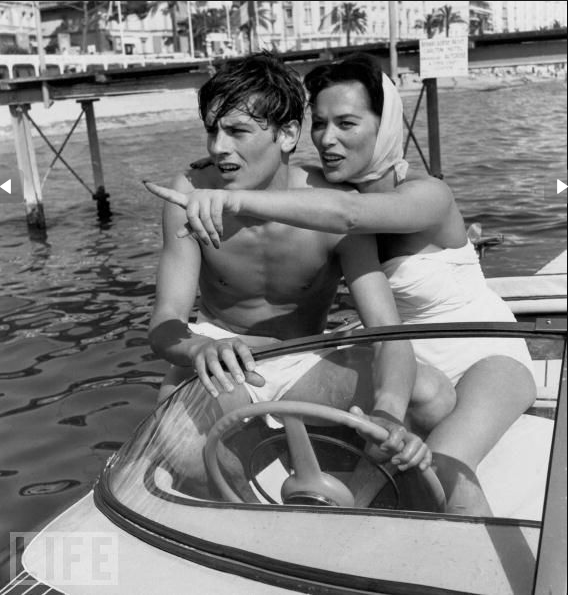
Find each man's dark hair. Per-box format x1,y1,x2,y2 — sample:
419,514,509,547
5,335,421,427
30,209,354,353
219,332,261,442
304,53,385,118
198,51,305,136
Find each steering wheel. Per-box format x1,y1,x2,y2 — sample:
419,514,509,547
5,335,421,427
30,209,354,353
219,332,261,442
203,401,446,510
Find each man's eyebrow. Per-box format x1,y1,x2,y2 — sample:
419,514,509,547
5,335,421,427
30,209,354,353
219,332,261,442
222,117,255,127
225,122,254,128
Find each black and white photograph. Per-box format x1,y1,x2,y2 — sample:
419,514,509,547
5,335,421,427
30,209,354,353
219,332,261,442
0,1,566,593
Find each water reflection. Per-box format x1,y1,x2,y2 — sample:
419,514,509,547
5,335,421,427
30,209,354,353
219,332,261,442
20,480,81,496
92,441,124,451
58,400,129,427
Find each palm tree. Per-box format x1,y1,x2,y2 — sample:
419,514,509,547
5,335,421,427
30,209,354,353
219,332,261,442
437,4,466,38
182,6,230,56
415,9,443,39
147,1,183,52
240,1,274,53
320,2,367,46
165,0,182,52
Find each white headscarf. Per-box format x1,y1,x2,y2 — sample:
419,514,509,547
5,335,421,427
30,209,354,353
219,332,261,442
347,73,409,185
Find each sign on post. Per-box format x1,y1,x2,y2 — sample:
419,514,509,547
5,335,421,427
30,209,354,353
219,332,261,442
419,37,468,79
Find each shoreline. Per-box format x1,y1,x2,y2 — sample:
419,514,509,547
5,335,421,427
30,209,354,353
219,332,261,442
0,72,564,142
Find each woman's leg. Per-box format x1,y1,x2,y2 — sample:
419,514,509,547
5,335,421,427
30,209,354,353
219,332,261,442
282,348,456,428
425,356,536,515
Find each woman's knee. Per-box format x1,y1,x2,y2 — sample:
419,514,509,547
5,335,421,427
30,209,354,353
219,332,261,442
407,365,456,432
412,365,456,414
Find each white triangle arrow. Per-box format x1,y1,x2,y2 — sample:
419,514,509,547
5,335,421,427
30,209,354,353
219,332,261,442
558,179,567,194
0,179,10,194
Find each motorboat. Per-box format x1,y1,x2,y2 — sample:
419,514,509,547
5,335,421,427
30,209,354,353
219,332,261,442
5,309,566,595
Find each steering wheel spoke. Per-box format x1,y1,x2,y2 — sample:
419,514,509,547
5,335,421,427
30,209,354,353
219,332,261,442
280,415,355,507
282,415,323,480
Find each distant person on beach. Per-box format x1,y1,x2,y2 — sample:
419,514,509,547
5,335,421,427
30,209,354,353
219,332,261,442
146,52,536,516
145,53,456,497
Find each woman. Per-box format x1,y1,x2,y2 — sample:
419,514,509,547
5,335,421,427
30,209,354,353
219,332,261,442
145,53,536,515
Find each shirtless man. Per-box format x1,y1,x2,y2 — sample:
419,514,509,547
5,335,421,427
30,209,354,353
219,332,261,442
147,53,453,496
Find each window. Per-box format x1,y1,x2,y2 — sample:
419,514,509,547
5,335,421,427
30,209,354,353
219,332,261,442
304,3,312,27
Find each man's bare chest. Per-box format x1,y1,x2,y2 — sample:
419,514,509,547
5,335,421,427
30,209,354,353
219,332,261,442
199,223,342,300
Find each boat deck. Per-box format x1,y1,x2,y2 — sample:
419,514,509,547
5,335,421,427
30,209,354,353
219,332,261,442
536,250,567,275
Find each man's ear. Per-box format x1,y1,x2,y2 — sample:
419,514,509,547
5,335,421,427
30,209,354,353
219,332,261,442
278,120,301,154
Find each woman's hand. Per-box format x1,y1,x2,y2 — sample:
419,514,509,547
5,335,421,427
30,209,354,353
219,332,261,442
190,336,265,397
349,406,432,471
143,181,240,249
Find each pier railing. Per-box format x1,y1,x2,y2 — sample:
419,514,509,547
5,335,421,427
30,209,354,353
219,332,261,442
0,52,200,80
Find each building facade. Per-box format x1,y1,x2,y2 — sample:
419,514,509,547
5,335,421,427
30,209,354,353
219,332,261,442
1,1,566,58
490,1,567,33
36,1,188,55
0,1,36,52
246,0,565,51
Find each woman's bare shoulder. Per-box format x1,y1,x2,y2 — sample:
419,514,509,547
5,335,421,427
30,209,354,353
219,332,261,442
399,173,454,201
176,164,219,190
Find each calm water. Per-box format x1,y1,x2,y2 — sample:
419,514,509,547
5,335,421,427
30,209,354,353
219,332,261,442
0,80,566,585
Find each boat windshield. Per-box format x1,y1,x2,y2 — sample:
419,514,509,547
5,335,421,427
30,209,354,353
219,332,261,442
93,322,566,594
100,322,564,525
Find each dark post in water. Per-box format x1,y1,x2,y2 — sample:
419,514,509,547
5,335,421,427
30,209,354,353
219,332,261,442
424,78,443,179
80,99,111,219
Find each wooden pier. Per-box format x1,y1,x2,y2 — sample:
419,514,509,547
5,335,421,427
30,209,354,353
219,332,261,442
1,29,566,230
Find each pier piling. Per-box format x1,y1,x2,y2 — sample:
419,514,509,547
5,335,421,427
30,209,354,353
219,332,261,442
10,103,46,229
424,78,443,179
79,98,111,219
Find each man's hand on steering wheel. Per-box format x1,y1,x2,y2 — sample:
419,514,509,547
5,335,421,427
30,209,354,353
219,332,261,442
349,406,432,472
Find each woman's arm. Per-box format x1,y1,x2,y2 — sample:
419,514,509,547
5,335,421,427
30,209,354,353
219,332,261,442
239,177,453,234
336,233,430,471
144,175,454,246
337,233,416,419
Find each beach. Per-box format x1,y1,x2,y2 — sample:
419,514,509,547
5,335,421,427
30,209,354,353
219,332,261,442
1,69,563,140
